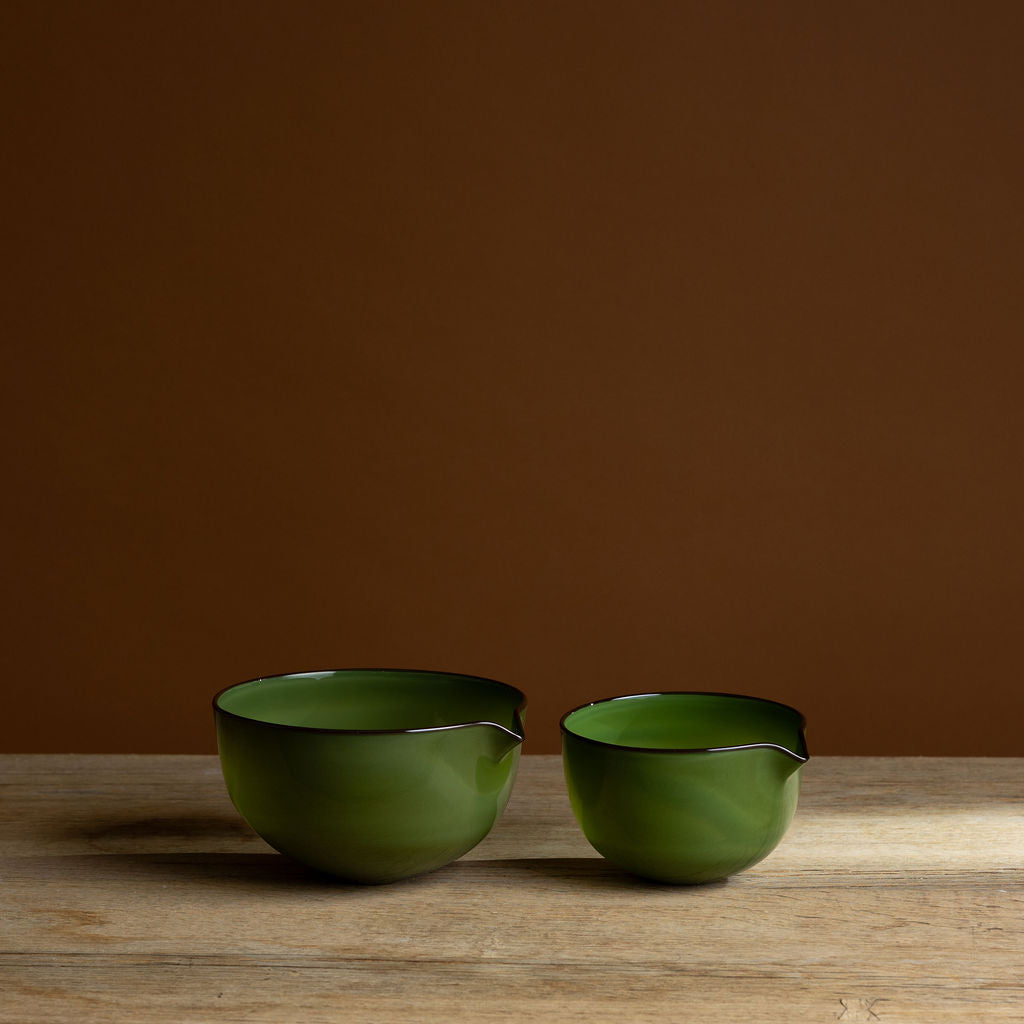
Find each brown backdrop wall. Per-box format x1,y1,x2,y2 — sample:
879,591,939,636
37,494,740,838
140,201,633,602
3,1,1022,756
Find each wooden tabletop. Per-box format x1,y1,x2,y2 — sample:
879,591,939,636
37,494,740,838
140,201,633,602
2,754,1022,1022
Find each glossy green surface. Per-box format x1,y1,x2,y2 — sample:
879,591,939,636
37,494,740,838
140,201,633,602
214,670,525,883
561,693,807,884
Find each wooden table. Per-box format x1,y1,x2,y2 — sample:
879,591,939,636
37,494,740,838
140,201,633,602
2,755,1022,1022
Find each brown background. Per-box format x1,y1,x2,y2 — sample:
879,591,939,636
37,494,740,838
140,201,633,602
3,1,1022,756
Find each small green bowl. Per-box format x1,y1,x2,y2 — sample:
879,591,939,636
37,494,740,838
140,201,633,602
213,669,526,883
561,692,808,884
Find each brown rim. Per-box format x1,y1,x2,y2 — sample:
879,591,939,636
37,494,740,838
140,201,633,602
212,667,527,740
559,691,809,763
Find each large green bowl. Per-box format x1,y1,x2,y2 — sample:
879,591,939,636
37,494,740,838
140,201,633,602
561,692,808,884
213,669,526,883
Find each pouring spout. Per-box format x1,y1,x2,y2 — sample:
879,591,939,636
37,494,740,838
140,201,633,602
481,721,525,761
765,733,809,779
776,743,808,779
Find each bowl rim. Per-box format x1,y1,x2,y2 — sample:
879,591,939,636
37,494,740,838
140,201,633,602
212,667,527,741
559,691,808,763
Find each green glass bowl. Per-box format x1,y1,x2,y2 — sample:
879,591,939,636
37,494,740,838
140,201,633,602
561,692,808,884
213,669,526,883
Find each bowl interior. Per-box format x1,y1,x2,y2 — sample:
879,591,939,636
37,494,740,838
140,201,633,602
562,692,805,756
216,669,524,733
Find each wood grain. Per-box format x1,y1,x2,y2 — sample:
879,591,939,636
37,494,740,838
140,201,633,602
1,755,1022,1022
